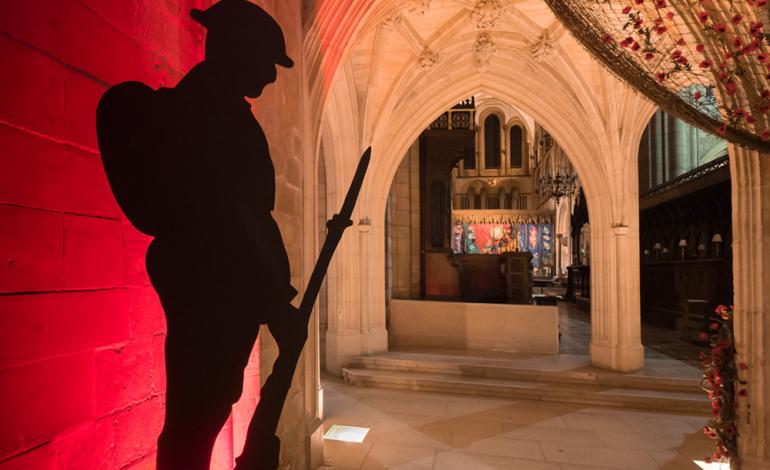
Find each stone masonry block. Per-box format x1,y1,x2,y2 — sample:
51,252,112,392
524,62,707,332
0,36,65,137
0,126,119,218
63,215,123,289
0,0,158,86
0,205,63,293
127,287,165,339
0,290,129,369
94,339,155,416
113,397,163,467
54,417,116,470
0,353,95,458
63,70,105,150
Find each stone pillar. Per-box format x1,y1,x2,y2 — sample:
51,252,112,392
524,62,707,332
325,197,388,374
588,136,645,372
730,144,770,469
589,225,645,372
670,117,691,178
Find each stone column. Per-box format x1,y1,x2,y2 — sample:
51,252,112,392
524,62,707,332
730,144,770,469
588,137,645,373
325,198,388,374
589,225,645,372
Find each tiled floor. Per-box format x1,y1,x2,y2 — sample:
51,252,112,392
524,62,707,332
320,375,720,469
321,301,718,469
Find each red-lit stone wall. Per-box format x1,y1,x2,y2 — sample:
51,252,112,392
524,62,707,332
0,1,213,468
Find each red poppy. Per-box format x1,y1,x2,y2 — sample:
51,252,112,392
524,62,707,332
714,23,727,33
655,0,667,7
739,362,749,370
725,80,737,95
622,5,632,14
732,13,744,25
694,91,703,100
696,44,705,53
739,389,748,397
699,59,711,68
699,11,710,23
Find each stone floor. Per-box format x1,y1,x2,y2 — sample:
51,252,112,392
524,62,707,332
320,375,720,469
558,301,708,368
321,301,719,469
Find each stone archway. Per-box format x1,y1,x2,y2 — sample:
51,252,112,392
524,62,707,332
307,0,655,376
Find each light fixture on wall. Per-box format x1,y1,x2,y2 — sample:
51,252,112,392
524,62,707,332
653,242,662,262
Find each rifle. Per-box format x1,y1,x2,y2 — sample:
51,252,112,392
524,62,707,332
299,147,371,322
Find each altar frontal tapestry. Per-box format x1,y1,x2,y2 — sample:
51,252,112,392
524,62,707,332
453,222,554,270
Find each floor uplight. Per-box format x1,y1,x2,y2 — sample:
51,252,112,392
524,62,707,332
323,424,369,443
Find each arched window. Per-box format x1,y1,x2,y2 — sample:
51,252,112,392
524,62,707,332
484,115,501,169
510,125,523,168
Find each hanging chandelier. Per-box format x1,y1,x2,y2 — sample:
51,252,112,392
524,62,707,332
538,170,577,205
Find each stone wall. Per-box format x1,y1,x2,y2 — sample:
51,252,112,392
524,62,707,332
388,141,421,300
0,0,311,468
0,0,212,468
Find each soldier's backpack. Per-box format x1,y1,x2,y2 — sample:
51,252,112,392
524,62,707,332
96,82,168,236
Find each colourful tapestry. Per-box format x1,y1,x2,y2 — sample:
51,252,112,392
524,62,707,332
453,222,554,271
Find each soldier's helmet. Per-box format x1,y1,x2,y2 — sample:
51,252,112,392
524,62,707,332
190,0,294,68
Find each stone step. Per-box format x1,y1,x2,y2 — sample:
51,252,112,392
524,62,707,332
341,367,709,414
346,352,703,393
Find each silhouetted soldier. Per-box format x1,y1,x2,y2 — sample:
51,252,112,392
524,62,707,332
97,1,324,468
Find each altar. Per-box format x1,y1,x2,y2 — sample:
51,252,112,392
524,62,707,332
453,251,533,303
